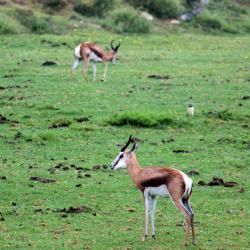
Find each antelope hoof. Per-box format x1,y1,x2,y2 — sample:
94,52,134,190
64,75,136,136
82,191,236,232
184,242,189,246
142,235,148,241
192,241,197,245
151,235,157,240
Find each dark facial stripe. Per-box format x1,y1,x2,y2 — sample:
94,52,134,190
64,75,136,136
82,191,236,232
112,154,123,169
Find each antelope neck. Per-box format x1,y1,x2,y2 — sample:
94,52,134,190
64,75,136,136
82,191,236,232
127,154,141,184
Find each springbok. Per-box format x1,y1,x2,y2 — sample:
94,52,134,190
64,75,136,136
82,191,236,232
111,135,196,246
70,40,121,82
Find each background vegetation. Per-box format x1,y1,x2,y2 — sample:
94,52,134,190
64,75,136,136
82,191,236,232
0,0,250,35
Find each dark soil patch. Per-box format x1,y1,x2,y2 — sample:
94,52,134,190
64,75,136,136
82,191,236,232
0,176,7,180
30,176,56,183
217,137,236,144
208,177,224,186
74,117,89,123
41,61,57,66
40,39,70,48
0,114,8,124
242,140,250,149
161,138,174,143
198,177,237,187
0,85,20,90
49,119,71,129
54,205,91,214
238,187,245,193
148,74,171,80
92,164,108,171
3,74,14,78
198,180,206,186
242,96,250,100
204,110,234,121
0,211,5,221
187,170,200,176
0,114,18,126
173,149,192,154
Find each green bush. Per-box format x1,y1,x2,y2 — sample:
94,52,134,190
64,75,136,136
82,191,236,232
126,0,183,19
13,9,53,33
74,0,115,17
104,8,151,34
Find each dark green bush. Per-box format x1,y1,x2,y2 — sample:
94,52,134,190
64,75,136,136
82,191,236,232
42,0,67,10
74,0,115,17
14,9,53,33
107,8,151,34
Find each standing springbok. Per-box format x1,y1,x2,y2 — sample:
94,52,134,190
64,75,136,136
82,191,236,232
111,135,196,246
70,40,121,82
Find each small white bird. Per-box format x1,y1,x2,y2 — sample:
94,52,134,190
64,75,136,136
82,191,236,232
187,98,195,117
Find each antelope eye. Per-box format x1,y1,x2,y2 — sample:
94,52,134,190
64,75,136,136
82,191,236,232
119,154,123,159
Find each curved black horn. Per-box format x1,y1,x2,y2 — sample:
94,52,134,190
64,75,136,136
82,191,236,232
129,143,137,153
110,40,115,50
111,40,121,52
114,41,121,52
121,135,132,152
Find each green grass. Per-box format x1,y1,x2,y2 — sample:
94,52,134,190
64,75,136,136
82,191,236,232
0,32,250,249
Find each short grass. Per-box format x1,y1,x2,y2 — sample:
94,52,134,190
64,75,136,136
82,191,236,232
0,32,250,249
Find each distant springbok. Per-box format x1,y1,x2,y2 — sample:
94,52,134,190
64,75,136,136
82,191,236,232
70,40,121,81
111,135,196,246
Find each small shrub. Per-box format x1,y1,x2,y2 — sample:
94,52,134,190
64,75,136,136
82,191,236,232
74,0,115,18
105,8,151,34
108,112,185,128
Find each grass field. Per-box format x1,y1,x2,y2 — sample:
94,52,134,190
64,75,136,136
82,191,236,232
0,32,250,249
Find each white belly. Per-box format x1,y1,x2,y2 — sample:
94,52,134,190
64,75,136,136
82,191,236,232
89,52,102,62
145,185,170,197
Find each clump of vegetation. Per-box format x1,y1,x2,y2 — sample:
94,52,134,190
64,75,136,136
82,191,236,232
102,7,151,34
0,13,23,34
13,8,53,33
49,118,72,128
74,0,115,18
127,0,183,18
108,112,185,128
203,109,234,121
